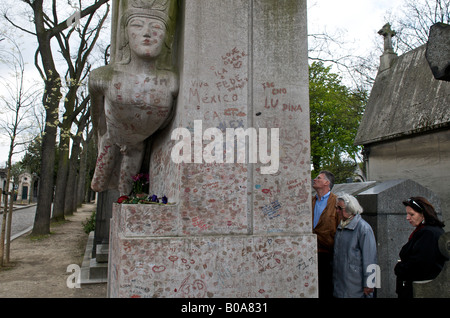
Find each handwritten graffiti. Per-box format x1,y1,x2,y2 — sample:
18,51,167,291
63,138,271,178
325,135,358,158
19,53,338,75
255,252,282,273
262,82,302,112
168,256,196,270
177,273,207,298
264,97,279,109
260,200,282,220
282,103,303,112
188,47,248,109
222,47,247,69
95,144,111,170
189,88,238,104
152,265,166,273
224,108,246,117
168,255,178,265
216,74,248,93
192,216,211,232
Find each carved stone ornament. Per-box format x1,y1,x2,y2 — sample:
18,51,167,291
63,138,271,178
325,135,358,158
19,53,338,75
89,0,179,196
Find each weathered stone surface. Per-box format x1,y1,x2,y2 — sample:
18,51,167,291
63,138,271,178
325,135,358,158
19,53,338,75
355,41,450,228
109,205,318,298
378,23,398,72
108,0,316,298
114,203,179,237
426,23,450,81
355,45,450,146
148,0,311,236
89,0,179,196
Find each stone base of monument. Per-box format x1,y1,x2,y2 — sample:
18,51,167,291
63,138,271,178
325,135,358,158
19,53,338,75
80,232,108,285
108,204,318,298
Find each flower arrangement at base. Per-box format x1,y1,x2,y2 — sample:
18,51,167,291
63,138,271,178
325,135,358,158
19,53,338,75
117,194,170,205
117,174,171,205
131,173,149,196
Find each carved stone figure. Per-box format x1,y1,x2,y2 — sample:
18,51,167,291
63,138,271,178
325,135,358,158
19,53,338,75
89,0,178,196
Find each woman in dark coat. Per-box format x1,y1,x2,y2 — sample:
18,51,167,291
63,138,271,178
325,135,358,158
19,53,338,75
394,196,447,298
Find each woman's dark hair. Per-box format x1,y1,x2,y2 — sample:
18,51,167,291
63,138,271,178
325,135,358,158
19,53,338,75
403,196,445,228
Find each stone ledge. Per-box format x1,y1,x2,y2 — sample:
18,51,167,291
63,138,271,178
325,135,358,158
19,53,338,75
108,233,318,298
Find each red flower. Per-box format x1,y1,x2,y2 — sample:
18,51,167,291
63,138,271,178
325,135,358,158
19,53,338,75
117,195,129,204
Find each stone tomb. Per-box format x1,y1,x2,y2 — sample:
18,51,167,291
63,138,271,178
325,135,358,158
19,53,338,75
108,0,317,298
109,204,317,298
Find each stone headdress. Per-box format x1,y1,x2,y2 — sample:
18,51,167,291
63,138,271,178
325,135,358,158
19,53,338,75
116,0,178,69
123,0,171,28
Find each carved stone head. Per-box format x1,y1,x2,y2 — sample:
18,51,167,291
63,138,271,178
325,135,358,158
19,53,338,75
116,0,178,69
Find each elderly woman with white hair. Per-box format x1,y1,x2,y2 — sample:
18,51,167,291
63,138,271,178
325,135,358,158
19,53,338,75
333,193,378,298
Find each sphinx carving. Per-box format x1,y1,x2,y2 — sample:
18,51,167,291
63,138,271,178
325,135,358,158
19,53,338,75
89,0,178,196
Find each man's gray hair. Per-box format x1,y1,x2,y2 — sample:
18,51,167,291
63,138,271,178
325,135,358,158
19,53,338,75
319,170,335,190
337,193,363,215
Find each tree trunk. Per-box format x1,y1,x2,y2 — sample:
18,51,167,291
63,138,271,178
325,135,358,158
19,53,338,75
32,76,60,236
29,0,61,236
5,191,14,263
0,192,9,266
22,0,110,235
77,143,88,207
1,141,15,265
52,139,70,221
64,138,81,216
32,117,57,236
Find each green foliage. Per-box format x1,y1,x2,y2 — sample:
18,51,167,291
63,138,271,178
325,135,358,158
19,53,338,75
82,211,96,234
20,134,60,184
309,62,368,179
312,160,361,185
20,135,42,175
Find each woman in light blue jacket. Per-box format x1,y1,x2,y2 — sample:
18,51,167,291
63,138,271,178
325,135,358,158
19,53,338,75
333,193,378,298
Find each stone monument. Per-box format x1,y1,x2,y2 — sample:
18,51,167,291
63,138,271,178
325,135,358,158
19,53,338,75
426,22,450,81
93,0,317,298
378,23,398,72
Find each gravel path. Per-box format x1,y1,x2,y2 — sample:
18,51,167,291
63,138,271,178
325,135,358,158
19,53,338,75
0,203,107,298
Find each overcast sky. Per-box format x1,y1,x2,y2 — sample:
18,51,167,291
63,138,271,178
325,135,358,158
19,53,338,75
0,0,407,166
308,0,404,50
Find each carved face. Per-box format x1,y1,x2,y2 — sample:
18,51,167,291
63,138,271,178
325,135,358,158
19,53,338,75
127,16,166,60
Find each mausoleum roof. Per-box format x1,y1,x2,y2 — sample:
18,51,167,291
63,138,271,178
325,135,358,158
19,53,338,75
355,45,450,146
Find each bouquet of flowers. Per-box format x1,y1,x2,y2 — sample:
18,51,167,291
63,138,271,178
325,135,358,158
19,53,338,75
131,173,149,196
117,194,169,205
117,173,170,205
